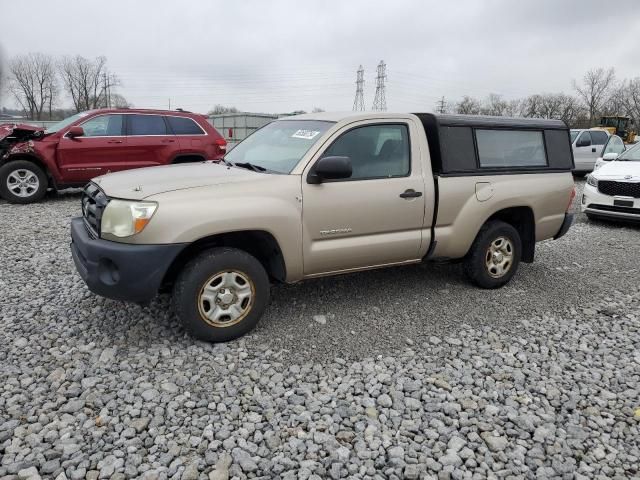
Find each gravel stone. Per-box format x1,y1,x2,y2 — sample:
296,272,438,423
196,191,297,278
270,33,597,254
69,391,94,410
0,181,639,479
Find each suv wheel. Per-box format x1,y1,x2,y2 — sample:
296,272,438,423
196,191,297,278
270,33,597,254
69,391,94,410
173,247,270,342
0,160,48,204
463,220,521,289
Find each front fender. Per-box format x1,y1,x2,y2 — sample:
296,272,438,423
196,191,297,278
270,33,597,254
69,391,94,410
116,176,305,281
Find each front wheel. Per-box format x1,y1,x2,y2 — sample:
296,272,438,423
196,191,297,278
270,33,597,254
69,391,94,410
173,247,270,342
463,220,522,289
0,160,48,204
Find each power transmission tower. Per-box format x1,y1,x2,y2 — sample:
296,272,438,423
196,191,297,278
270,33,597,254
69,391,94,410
352,65,365,111
436,96,447,114
372,61,387,111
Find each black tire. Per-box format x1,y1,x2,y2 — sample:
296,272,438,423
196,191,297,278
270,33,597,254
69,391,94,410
173,247,270,342
463,220,522,289
0,160,48,204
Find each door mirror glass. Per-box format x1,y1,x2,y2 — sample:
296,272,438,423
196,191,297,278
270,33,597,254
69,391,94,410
310,156,352,183
602,152,619,161
67,126,84,138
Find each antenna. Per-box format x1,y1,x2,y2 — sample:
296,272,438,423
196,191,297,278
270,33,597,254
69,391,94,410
352,65,365,111
372,61,387,111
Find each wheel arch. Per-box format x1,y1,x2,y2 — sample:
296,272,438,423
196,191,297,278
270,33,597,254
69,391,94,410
162,229,287,290
483,206,535,263
1,154,53,187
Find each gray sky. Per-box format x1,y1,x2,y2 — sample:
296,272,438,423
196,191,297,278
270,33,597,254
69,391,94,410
2,0,640,114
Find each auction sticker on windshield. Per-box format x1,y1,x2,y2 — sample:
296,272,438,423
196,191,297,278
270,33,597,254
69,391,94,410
292,130,321,140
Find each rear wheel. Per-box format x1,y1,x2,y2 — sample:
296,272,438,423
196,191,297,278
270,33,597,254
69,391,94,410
463,220,522,289
0,160,48,204
173,247,270,342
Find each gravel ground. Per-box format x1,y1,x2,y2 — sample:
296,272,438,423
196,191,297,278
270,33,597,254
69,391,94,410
1,179,639,479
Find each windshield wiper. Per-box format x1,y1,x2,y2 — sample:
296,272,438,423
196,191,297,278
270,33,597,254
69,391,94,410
232,162,267,173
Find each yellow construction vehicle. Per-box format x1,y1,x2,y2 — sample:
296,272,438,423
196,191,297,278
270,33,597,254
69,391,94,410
598,116,636,143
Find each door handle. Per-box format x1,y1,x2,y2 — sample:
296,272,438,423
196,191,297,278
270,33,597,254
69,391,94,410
107,140,123,144
399,189,423,199
592,147,596,152
162,139,176,143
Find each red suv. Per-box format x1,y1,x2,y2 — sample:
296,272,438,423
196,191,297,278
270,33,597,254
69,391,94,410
0,108,227,203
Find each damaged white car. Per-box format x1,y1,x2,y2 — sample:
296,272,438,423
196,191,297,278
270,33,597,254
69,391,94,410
583,142,640,222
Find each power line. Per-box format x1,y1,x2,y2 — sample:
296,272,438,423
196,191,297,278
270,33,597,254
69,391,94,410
352,65,365,111
372,60,387,111
436,96,447,114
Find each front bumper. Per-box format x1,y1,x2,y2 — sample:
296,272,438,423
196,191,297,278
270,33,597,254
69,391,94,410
70,218,186,302
581,183,640,222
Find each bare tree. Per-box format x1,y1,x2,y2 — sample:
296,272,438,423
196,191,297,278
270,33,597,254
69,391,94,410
602,81,630,117
481,93,508,116
59,55,110,112
573,67,615,126
622,78,640,128
8,53,58,120
455,95,482,115
504,98,524,117
208,104,239,115
110,93,131,108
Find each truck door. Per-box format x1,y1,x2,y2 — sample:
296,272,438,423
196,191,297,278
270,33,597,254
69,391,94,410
126,114,177,167
57,114,127,183
301,120,427,275
573,131,598,171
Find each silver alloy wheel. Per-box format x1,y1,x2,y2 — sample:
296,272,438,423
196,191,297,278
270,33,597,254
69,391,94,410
198,270,255,327
7,169,40,198
485,236,514,278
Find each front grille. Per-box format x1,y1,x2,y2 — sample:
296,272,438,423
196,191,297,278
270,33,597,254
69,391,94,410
588,203,640,215
598,180,640,198
81,183,109,238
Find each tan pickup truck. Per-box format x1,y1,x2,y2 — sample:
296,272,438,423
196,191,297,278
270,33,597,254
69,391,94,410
71,112,575,342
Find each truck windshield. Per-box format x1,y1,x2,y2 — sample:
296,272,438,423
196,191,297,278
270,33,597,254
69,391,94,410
224,120,334,174
45,111,92,133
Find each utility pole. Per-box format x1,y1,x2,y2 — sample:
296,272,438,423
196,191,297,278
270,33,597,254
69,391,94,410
102,73,109,108
372,61,387,111
352,65,365,111
436,96,447,114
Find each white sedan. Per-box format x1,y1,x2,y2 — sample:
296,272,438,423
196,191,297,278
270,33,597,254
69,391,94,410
583,142,640,222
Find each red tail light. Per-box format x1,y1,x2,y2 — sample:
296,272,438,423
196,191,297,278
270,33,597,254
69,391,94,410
566,186,576,212
214,137,227,155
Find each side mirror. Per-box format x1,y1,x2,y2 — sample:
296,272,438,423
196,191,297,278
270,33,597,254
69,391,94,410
603,152,619,161
576,137,590,148
309,156,352,184
67,126,85,138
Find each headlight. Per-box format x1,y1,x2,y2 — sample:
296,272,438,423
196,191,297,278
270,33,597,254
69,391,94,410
586,174,598,187
101,199,158,238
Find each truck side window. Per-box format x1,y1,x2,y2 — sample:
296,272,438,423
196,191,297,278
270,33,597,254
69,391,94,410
80,115,124,137
322,124,410,179
476,129,547,168
590,131,608,145
129,115,168,136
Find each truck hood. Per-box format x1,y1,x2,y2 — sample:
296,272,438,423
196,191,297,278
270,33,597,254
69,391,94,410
0,123,45,142
593,160,640,180
92,162,267,200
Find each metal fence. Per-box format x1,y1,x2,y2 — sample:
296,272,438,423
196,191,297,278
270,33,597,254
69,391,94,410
208,113,279,147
